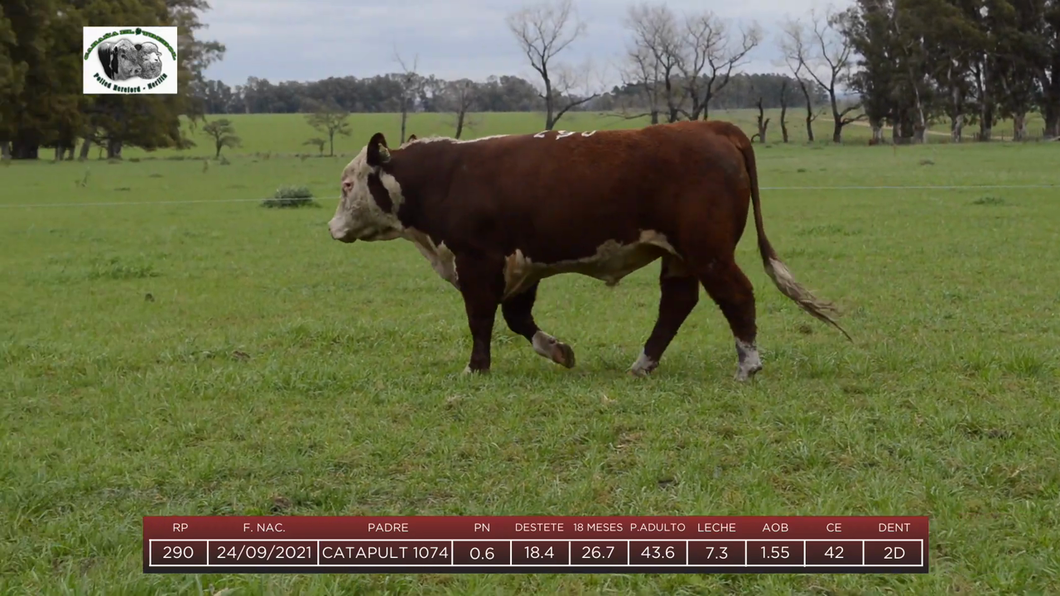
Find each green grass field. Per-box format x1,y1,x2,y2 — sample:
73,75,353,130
2,112,1059,595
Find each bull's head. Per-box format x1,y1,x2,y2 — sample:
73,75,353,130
113,39,142,79
138,42,163,79
328,132,406,243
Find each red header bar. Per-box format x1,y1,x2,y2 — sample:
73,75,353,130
144,516,927,540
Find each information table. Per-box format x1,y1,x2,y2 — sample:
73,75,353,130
144,516,928,574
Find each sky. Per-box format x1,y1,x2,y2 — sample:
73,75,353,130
200,0,853,88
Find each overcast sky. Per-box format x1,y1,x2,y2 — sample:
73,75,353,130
201,0,852,87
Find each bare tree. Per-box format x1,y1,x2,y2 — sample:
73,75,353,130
779,17,820,142
799,7,864,143
507,0,599,129
676,12,762,121
394,51,426,144
622,3,684,124
440,79,480,139
752,96,770,143
779,79,791,142
617,43,662,123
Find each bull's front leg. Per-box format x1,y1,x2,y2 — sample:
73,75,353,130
455,252,505,373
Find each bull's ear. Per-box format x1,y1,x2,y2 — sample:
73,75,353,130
366,132,390,167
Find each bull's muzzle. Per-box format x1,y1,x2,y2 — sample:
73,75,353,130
328,218,357,243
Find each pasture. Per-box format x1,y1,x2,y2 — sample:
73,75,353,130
2,112,1059,595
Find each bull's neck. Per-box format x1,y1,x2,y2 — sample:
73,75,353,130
391,142,457,240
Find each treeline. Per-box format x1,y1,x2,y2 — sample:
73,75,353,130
5,0,1056,161
194,74,555,115
841,0,1060,142
193,72,826,116
605,73,830,112
618,0,1059,143
0,0,224,160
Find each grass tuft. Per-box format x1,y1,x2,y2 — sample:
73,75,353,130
262,184,318,208
972,196,1006,206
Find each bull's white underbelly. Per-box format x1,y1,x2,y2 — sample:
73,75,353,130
402,228,678,300
501,231,677,300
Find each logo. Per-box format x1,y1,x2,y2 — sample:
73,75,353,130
83,26,178,94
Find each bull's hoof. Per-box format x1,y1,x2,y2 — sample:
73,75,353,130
532,332,575,369
733,363,762,382
551,342,576,369
628,352,658,377
463,365,489,375
734,340,762,382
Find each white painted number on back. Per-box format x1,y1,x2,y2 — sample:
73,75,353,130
533,130,597,139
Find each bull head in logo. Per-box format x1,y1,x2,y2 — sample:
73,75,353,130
138,42,163,78
97,37,163,81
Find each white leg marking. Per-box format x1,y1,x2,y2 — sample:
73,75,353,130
463,365,472,374
734,339,763,382
629,351,658,377
531,331,557,359
531,331,575,368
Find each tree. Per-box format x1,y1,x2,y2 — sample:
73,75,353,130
891,0,934,143
305,101,351,156
1043,0,1060,137
507,0,599,129
779,79,791,142
788,7,863,143
677,11,762,120
842,0,924,144
0,3,24,159
991,0,1049,141
752,96,770,142
780,17,821,141
167,0,226,120
202,118,240,158
304,137,326,155
1,0,62,159
394,51,425,144
916,0,982,143
0,0,224,160
439,79,479,139
811,7,864,142
622,3,685,123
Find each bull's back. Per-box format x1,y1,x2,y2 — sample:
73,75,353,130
450,123,743,222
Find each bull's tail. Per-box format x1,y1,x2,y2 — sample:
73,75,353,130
739,136,852,341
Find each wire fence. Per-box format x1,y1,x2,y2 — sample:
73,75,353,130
1,184,1058,209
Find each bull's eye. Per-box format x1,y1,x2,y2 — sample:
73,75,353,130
342,180,353,195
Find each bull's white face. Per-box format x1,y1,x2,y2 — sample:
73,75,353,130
114,40,142,79
328,147,405,243
139,45,162,78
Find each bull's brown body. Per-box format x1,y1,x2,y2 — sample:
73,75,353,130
329,120,849,379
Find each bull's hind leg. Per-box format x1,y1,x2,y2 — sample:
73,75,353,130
630,256,700,376
502,282,575,368
696,257,762,381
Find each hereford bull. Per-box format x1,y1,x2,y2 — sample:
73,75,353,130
328,120,850,380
